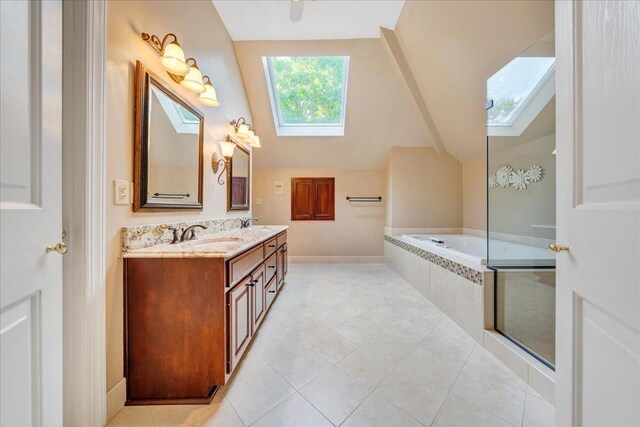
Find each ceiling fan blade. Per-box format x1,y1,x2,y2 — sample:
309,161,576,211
290,0,304,22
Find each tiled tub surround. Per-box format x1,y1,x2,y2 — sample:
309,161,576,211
384,234,555,405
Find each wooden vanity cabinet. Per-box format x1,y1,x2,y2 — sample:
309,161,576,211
124,231,288,406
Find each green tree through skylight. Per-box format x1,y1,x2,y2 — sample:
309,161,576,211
271,56,346,125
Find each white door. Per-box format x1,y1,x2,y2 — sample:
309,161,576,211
1,0,63,426
555,1,640,426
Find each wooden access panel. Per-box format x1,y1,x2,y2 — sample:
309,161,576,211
291,177,335,221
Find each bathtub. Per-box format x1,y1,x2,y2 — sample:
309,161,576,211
401,234,555,266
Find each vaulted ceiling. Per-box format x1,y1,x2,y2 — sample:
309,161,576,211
214,0,554,167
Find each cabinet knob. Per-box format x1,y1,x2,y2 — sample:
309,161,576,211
268,266,275,269
268,290,276,293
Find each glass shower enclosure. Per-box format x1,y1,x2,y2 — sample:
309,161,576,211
486,31,556,368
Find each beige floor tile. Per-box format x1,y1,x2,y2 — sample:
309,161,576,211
334,317,382,344
396,347,466,391
270,348,332,389
301,330,359,364
465,346,528,391
300,366,372,425
418,330,475,364
375,371,448,425
432,394,512,427
451,367,526,426
523,393,555,427
251,393,332,427
361,330,417,363
106,406,154,427
336,346,396,389
183,399,244,427
225,366,296,425
342,394,423,427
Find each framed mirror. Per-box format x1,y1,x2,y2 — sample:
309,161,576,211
228,143,250,211
133,61,204,211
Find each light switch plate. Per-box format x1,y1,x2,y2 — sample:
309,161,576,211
255,197,263,205
113,179,130,205
274,181,284,194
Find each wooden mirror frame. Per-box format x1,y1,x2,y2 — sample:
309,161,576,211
227,143,251,211
133,61,204,211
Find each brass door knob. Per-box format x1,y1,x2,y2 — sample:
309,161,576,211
548,243,569,253
46,242,68,254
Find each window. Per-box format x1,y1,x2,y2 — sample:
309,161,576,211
263,56,349,136
487,57,555,126
291,178,335,221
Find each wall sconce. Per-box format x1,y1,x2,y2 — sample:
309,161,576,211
229,117,262,148
212,137,236,185
141,32,220,107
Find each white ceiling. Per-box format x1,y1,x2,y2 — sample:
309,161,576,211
212,0,406,41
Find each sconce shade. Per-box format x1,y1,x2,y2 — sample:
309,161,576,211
246,130,255,140
161,42,189,76
220,140,236,158
181,65,205,93
249,135,261,148
237,124,251,138
200,82,220,107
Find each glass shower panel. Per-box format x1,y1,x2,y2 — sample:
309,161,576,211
487,31,556,368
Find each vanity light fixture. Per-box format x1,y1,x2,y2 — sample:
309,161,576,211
141,32,220,106
212,137,237,185
230,117,261,148
200,76,220,107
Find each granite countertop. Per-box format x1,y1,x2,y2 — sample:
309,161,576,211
122,225,288,259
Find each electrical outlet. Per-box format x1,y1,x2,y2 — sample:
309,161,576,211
277,197,285,205
114,179,130,205
255,197,263,205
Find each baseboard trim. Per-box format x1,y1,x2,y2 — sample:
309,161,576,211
106,378,126,422
289,256,386,264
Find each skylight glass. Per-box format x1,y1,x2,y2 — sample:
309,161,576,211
263,56,349,136
175,104,199,124
487,57,555,126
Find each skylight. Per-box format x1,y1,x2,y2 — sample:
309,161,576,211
487,57,555,126
263,56,349,136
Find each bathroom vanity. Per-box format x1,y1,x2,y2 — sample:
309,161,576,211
122,226,288,405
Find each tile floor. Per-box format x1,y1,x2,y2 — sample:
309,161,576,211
108,264,555,427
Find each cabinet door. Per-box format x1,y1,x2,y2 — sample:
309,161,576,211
283,244,288,280
312,178,335,220
276,247,284,286
251,265,266,330
265,276,277,310
228,277,252,373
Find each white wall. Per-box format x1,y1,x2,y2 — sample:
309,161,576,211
106,0,252,392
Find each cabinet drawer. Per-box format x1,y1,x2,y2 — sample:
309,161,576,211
265,276,277,309
265,237,278,256
229,244,264,286
265,252,277,283
276,232,287,248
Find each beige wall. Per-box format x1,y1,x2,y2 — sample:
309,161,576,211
394,0,554,160
106,0,252,391
253,168,385,257
234,39,432,169
463,157,487,231
386,147,463,229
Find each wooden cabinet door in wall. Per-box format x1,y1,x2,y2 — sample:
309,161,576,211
291,177,335,221
312,178,335,220
251,265,266,330
228,277,252,373
291,178,314,220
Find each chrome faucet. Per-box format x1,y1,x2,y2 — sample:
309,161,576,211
240,218,258,228
181,224,207,242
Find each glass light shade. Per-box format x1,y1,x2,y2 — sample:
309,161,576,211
199,83,220,107
236,123,250,138
161,43,189,76
249,135,261,148
246,130,255,140
220,140,236,158
180,65,205,93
